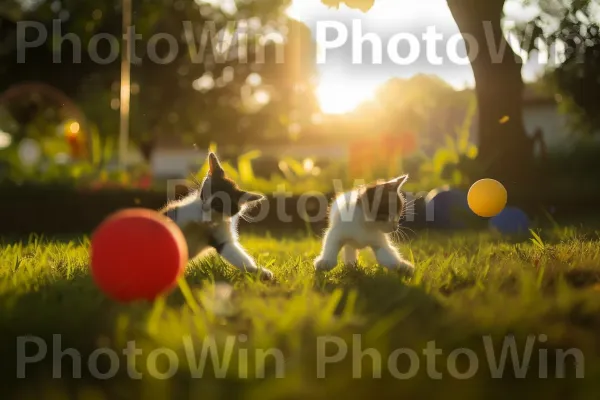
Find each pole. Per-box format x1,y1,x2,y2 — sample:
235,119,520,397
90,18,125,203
119,0,132,170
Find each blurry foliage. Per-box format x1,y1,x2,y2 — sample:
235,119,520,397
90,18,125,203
0,70,481,193
0,136,350,195
192,142,350,194
551,21,600,134
532,136,600,195
0,0,320,156
539,137,600,180
334,75,479,190
514,0,600,134
353,74,476,154
416,96,479,189
320,0,375,12
0,120,152,188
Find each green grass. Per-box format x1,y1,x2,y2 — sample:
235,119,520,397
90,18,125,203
2,226,600,399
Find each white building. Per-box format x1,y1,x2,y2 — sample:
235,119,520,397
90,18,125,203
521,88,578,152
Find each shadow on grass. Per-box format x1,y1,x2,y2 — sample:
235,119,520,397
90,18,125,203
0,272,131,396
315,266,441,313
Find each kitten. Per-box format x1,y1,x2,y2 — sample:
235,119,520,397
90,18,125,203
314,175,414,274
161,152,273,280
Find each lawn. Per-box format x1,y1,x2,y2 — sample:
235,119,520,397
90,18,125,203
2,226,600,399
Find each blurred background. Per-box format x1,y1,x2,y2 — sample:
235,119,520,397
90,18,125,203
0,0,599,233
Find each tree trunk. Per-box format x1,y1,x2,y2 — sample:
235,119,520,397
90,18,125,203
447,0,535,189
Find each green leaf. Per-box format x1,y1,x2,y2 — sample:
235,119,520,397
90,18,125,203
281,157,306,177
237,150,261,184
466,145,478,159
321,0,375,12
433,148,458,174
529,229,546,250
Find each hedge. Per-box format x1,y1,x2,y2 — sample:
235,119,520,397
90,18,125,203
0,184,598,236
0,185,434,236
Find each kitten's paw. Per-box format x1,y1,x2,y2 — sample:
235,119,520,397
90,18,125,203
314,257,337,272
385,260,415,277
239,265,273,281
343,261,359,269
258,267,274,281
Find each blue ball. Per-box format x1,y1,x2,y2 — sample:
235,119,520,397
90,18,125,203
425,187,472,229
489,207,530,235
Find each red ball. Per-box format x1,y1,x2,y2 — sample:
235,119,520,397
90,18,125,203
90,208,188,302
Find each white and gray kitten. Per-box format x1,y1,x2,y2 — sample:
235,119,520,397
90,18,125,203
314,175,414,274
161,152,273,280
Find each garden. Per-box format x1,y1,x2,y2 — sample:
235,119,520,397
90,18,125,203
1,0,600,399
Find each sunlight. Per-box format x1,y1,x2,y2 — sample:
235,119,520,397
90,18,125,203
286,0,466,114
68,121,80,134
0,130,11,150
315,71,378,114
286,0,551,114
254,89,271,105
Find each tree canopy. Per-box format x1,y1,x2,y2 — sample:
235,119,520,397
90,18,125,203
532,1,600,134
0,0,320,158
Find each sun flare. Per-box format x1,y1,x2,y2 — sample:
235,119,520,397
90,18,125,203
286,0,482,115
315,74,378,114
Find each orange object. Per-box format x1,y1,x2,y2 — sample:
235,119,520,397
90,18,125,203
349,138,377,178
349,132,417,179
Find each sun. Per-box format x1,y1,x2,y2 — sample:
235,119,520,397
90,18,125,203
315,73,378,114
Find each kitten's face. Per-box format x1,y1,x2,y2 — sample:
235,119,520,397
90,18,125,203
360,175,408,233
197,152,264,218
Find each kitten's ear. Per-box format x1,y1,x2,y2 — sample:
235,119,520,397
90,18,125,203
386,174,408,194
238,190,265,205
391,174,408,188
398,174,408,186
207,152,225,177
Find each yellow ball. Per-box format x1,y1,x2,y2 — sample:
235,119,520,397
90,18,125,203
467,179,507,218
